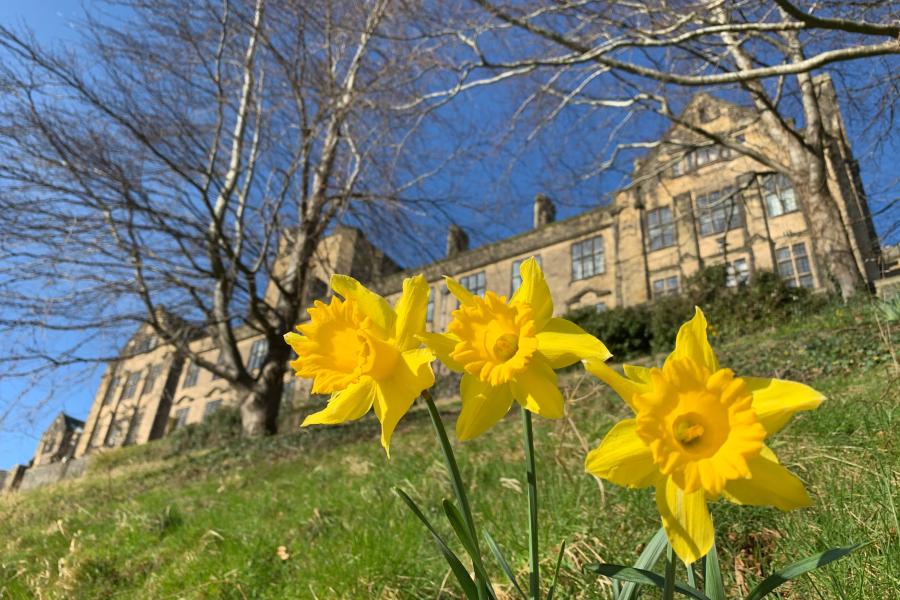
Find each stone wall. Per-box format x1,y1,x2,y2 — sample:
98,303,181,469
1,464,27,493
14,456,93,493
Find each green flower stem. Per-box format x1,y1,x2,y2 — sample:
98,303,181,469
663,543,676,600
522,407,540,600
421,390,490,600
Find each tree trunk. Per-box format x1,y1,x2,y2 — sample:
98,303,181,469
798,169,865,299
240,346,289,436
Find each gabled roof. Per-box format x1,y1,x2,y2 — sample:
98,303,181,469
629,93,756,182
60,412,85,431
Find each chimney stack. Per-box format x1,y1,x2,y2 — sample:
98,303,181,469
533,194,556,228
446,224,469,257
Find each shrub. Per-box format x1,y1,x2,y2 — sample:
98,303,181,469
167,406,242,452
565,304,652,360
648,294,693,353
566,266,825,359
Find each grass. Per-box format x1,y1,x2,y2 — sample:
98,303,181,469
1,302,898,599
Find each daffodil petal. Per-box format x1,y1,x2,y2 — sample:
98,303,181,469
330,274,396,336
301,378,376,426
623,364,652,384
511,257,552,329
583,358,645,411
418,331,464,372
372,348,435,456
669,307,718,374
284,331,303,354
723,446,812,510
536,318,612,368
744,377,824,435
656,477,714,564
509,355,564,418
456,375,514,440
394,274,429,350
585,419,658,488
445,276,476,306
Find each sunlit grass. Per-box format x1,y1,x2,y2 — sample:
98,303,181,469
1,304,897,598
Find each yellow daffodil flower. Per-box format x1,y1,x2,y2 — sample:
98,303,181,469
584,307,823,564
421,257,611,440
284,274,435,455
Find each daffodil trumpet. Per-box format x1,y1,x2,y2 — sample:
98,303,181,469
420,257,611,440
284,273,435,456
584,307,824,565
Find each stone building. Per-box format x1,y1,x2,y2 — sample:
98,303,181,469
74,318,192,458
32,412,85,467
71,227,398,458
67,79,883,459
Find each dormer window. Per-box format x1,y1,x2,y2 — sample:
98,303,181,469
698,104,718,123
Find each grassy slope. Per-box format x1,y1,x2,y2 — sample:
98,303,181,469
1,304,898,599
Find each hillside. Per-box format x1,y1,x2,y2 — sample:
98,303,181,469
1,302,898,599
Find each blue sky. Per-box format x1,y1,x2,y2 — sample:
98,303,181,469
0,1,97,470
1,2,897,470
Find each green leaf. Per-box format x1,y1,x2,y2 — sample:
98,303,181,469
617,526,668,600
546,539,566,600
394,488,478,599
483,529,526,599
744,543,864,600
685,562,696,589
704,542,725,600
444,499,480,558
442,499,494,590
588,564,712,600
663,544,676,600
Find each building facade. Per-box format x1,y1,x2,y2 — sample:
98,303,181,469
66,79,882,460
32,412,85,467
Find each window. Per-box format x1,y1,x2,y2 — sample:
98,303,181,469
173,408,189,430
572,236,605,280
646,207,675,251
594,302,607,313
511,256,542,293
142,364,162,396
281,379,295,405
121,371,142,400
694,144,719,167
426,292,435,325
696,187,743,235
776,243,814,288
106,420,126,447
132,335,157,354
102,375,120,405
203,400,222,419
726,259,750,287
212,351,226,380
762,174,797,217
125,409,143,445
459,271,486,297
183,361,199,388
652,276,679,297
247,339,268,372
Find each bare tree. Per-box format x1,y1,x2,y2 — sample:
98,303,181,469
0,0,466,435
437,0,899,297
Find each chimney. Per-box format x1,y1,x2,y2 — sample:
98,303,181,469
533,194,556,228
446,224,469,257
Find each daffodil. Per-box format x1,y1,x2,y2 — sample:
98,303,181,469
284,274,434,455
421,257,610,440
584,307,823,564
